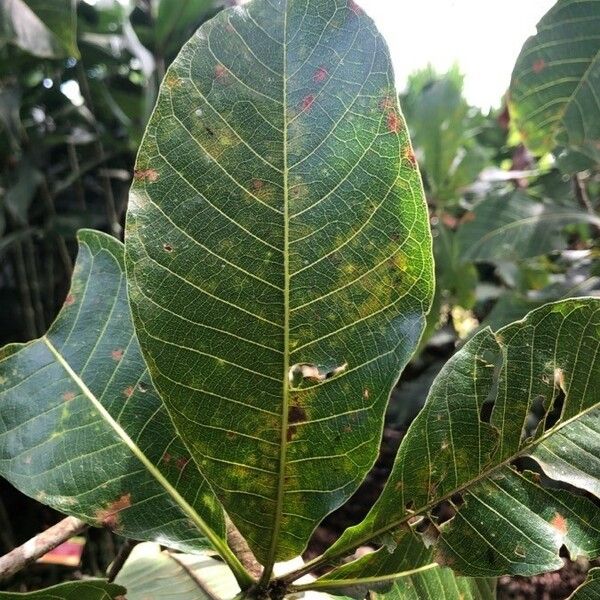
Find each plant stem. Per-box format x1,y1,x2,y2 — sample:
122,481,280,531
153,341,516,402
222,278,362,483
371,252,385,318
0,516,87,580
106,539,138,582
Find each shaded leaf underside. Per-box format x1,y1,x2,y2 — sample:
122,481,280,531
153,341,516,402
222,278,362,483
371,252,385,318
126,0,433,566
0,231,224,555
318,298,600,578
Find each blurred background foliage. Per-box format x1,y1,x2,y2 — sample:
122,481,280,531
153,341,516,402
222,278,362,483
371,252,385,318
0,0,599,595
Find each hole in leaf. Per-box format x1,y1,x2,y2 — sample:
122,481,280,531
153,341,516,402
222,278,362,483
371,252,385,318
163,243,174,253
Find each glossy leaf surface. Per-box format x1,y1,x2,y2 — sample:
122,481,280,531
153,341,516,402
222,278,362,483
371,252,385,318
509,0,600,161
0,580,125,600
0,230,225,555
323,298,600,577
126,0,433,566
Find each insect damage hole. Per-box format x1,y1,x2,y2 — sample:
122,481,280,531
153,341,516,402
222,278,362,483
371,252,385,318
288,362,347,387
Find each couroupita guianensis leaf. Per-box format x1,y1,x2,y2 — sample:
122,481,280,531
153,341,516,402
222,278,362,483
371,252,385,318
509,0,600,161
125,0,433,573
313,298,600,578
0,580,125,599
0,230,252,585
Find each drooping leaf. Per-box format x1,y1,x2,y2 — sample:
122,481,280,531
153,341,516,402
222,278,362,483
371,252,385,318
509,0,600,161
320,298,600,578
456,191,600,263
568,567,600,599
0,0,79,58
0,580,125,600
115,542,240,600
0,230,227,558
125,0,433,569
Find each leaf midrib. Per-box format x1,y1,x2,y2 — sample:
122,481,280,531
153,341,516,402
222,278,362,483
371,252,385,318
262,0,290,581
41,336,250,584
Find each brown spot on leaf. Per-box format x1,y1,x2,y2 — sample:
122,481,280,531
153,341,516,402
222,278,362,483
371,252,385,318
96,493,131,529
551,513,568,534
403,147,417,166
287,425,297,441
215,64,227,80
363,388,369,400
62,391,76,402
532,59,546,74
387,110,400,133
176,457,190,471
134,169,159,182
162,453,172,464
165,74,182,88
163,243,174,253
313,66,328,83
64,294,75,307
460,211,476,224
301,94,315,112
123,386,134,399
252,179,264,191
288,405,307,424
111,349,124,361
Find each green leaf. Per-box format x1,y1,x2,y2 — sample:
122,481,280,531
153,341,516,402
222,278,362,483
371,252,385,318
0,230,227,557
125,0,433,570
319,298,600,577
0,0,79,58
509,0,600,161
115,542,240,600
371,568,495,600
0,580,125,600
456,191,600,263
568,567,600,599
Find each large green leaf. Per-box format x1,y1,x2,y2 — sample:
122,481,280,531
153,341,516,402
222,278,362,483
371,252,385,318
0,231,230,560
509,0,600,161
0,0,79,58
125,0,433,570
317,298,600,578
456,191,600,263
0,580,125,600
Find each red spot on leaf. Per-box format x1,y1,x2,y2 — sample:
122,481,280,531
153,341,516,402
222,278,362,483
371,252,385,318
112,349,124,362
348,0,362,14
134,169,159,182
387,110,400,133
551,513,568,534
379,96,394,111
252,179,264,191
532,59,546,74
301,94,315,112
176,457,190,471
62,391,76,402
64,294,75,307
123,386,134,399
313,66,328,83
95,493,131,530
162,453,172,464
215,64,227,80
404,147,417,166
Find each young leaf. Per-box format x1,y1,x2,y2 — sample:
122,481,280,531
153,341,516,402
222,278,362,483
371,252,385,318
0,231,228,558
318,298,600,578
509,0,600,161
125,0,433,571
0,580,125,599
115,542,240,600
